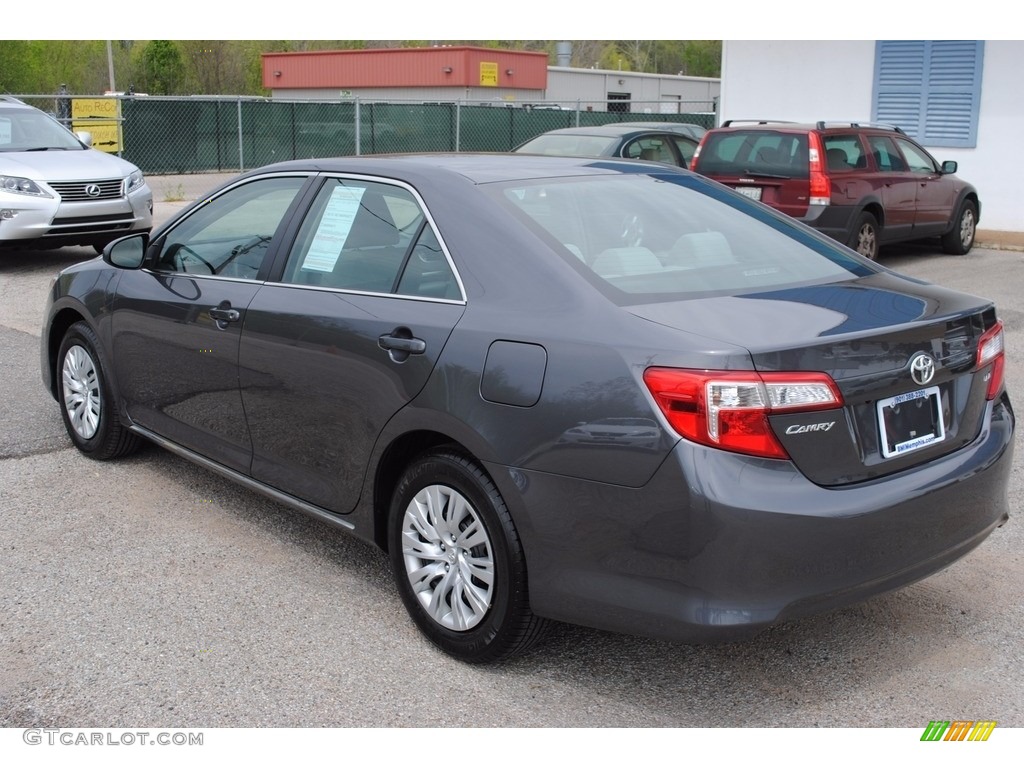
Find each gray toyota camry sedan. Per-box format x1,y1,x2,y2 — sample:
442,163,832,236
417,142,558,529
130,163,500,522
40,154,1014,663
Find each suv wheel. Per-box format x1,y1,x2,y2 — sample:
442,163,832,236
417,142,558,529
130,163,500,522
849,212,880,260
941,200,977,255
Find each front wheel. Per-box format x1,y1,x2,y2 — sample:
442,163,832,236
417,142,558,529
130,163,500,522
849,212,880,260
56,322,139,460
388,448,548,663
941,200,978,255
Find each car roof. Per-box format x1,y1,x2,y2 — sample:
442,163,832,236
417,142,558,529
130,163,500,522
237,153,687,186
710,120,907,135
527,123,703,139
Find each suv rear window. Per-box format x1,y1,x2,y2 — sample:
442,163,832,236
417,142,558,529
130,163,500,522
695,130,810,180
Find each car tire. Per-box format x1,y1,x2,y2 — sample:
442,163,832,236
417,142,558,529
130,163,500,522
56,322,140,460
388,448,549,663
849,212,880,260
941,200,978,255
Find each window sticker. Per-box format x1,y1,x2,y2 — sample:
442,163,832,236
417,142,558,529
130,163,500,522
300,185,367,272
0,118,12,145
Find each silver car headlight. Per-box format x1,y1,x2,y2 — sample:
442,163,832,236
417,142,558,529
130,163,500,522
0,175,51,197
124,169,145,194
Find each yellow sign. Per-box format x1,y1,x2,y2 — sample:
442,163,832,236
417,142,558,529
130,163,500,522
71,98,122,153
480,62,498,87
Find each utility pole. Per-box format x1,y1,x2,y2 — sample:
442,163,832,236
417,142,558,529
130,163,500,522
106,40,116,93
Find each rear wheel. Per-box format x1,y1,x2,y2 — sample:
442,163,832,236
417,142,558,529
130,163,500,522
941,200,977,255
388,448,548,663
849,212,879,260
57,322,139,460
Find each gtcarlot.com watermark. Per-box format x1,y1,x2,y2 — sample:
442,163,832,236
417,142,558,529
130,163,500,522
23,728,203,747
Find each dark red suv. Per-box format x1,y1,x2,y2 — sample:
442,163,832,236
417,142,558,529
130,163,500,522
690,120,980,259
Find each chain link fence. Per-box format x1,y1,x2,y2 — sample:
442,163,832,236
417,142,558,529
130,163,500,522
13,93,717,175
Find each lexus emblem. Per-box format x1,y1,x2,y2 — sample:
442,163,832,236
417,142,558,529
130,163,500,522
910,353,936,386
84,184,101,197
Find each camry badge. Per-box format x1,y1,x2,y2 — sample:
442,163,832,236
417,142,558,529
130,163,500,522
85,184,101,197
910,353,936,386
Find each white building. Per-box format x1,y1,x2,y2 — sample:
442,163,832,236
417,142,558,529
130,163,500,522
719,40,1022,243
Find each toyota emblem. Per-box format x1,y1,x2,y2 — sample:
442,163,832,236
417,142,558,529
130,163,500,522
84,184,101,197
910,353,936,386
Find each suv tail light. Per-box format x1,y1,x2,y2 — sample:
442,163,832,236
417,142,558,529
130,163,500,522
643,368,843,459
689,140,705,171
976,321,1005,400
808,132,831,206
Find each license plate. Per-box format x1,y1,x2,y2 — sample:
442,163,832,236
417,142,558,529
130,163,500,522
876,386,944,459
735,186,762,201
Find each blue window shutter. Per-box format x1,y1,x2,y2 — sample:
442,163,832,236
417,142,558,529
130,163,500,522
873,41,983,148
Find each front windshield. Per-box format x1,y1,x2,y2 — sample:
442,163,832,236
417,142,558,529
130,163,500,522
516,134,619,157
0,107,84,152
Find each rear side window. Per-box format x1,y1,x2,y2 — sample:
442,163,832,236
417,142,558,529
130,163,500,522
695,130,810,179
623,136,675,164
867,136,908,172
823,134,867,171
281,177,460,299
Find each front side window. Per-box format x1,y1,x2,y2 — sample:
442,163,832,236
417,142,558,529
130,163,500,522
155,176,307,278
671,136,698,166
894,138,938,174
281,177,460,299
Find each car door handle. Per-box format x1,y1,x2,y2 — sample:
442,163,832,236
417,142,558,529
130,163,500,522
378,333,426,354
209,307,241,322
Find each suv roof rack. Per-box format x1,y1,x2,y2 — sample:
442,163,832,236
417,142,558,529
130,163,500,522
0,95,27,105
721,119,798,127
815,120,905,134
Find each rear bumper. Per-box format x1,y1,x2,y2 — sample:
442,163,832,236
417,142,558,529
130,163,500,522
798,203,857,244
490,394,1014,642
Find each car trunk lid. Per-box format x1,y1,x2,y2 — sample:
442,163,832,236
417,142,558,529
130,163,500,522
631,272,1001,486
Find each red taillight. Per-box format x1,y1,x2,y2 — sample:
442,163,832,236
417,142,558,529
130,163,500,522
808,132,831,206
643,368,843,459
689,140,705,171
976,321,1005,400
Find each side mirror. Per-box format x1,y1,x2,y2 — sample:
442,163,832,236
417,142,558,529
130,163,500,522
103,233,149,269
76,131,93,147
941,160,958,174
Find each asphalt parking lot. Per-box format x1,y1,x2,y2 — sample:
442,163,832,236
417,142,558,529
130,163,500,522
1,176,1022,728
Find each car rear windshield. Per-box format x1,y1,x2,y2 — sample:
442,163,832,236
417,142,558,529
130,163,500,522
694,130,810,180
515,134,620,157
492,171,873,304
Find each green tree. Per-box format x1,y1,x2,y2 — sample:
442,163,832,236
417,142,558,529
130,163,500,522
0,41,39,92
138,40,185,94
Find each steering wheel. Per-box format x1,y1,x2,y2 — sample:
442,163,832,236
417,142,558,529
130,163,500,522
171,244,215,274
